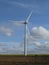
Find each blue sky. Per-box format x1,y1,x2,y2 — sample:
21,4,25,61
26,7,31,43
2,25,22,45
0,0,49,54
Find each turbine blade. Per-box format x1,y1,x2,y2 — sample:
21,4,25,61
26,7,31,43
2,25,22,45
26,10,33,23
27,25,30,35
12,21,25,26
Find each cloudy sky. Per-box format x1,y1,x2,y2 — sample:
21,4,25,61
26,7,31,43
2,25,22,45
0,0,49,54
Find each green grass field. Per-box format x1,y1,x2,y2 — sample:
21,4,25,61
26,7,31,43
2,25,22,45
0,54,49,56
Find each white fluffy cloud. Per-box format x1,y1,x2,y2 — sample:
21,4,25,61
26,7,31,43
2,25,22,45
0,41,49,54
27,26,49,54
0,26,49,54
31,26,49,40
0,26,13,36
0,42,24,54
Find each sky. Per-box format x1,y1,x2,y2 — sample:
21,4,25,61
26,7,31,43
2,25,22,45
0,0,49,54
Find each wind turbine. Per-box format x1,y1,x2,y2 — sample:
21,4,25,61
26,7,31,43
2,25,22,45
13,11,33,56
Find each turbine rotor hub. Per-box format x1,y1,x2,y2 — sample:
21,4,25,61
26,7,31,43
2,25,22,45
24,21,28,24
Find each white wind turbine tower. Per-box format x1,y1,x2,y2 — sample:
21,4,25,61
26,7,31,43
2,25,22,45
13,11,33,56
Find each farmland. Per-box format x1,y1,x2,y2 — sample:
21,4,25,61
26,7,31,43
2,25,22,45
0,54,49,65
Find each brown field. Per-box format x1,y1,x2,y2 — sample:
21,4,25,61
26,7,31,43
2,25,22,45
0,55,49,65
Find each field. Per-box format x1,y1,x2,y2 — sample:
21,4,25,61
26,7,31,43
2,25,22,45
0,54,49,65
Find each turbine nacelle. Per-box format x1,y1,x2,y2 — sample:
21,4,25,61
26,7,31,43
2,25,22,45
24,21,28,24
